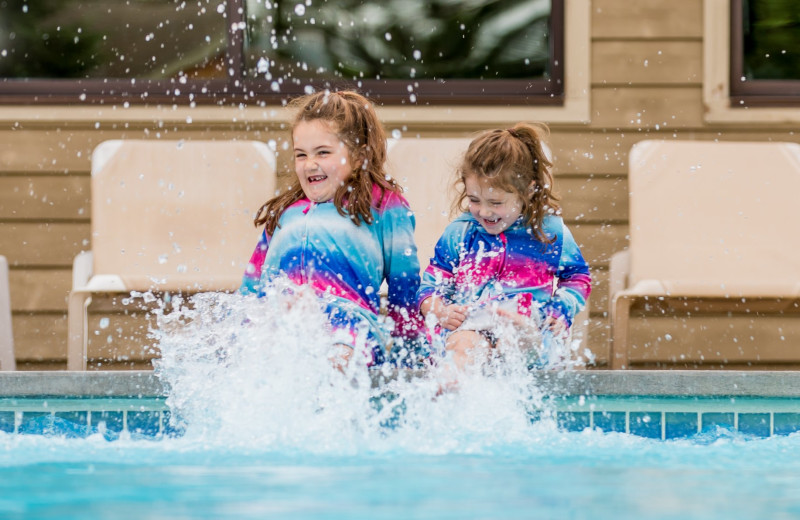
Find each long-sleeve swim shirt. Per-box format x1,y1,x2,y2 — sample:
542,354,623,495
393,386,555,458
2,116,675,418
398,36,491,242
240,186,423,345
417,213,591,327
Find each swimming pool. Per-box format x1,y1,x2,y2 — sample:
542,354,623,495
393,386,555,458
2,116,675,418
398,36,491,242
2,371,800,520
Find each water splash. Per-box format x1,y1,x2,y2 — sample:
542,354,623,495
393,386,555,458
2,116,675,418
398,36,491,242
146,279,582,454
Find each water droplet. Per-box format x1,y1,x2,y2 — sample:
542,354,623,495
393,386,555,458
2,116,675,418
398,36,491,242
294,4,305,16
216,3,225,14
158,254,168,264
385,32,392,41
391,129,402,139
99,317,110,329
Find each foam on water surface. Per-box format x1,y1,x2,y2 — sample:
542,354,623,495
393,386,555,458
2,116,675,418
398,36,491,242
148,281,571,455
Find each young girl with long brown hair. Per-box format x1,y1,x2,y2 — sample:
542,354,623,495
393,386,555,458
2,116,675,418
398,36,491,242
418,122,591,370
240,90,423,368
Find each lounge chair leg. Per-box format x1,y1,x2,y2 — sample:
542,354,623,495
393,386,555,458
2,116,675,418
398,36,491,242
610,295,633,370
67,292,91,370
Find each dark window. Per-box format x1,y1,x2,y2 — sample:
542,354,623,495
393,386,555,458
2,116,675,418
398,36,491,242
0,0,563,106
730,0,800,106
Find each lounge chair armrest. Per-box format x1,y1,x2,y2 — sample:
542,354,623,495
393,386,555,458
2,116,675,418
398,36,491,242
608,250,630,316
72,251,94,290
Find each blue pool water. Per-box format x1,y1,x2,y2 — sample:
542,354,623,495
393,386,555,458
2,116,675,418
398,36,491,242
3,417,800,520
3,394,800,520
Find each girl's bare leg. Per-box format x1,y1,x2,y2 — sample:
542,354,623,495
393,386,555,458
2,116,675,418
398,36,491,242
446,330,491,371
330,343,354,372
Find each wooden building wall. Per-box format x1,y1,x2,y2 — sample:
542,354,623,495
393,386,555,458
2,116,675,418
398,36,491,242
2,0,799,370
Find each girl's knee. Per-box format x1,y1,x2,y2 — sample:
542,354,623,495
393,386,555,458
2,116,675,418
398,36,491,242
446,330,486,354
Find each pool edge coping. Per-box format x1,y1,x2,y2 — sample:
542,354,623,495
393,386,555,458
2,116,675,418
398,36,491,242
2,370,800,398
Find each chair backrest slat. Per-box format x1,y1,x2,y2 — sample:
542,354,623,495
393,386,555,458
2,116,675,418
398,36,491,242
386,138,469,269
91,140,276,292
628,140,800,297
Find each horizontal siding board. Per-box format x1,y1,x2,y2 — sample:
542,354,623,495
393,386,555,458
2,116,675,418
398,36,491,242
551,131,800,176
0,130,98,173
586,317,610,366
11,313,157,363
0,129,286,173
588,267,609,316
590,87,704,129
9,269,71,312
558,176,628,223
592,0,703,39
86,313,159,363
550,132,641,175
0,223,89,267
628,315,800,364
592,41,703,85
0,176,90,220
571,223,628,268
11,313,67,361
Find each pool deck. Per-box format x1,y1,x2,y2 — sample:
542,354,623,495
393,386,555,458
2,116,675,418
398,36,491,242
2,370,800,397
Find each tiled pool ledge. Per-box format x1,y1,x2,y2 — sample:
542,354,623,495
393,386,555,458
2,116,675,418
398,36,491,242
3,370,800,398
3,371,800,440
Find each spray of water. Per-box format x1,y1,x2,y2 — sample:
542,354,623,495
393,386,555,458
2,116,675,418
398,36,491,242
148,279,588,454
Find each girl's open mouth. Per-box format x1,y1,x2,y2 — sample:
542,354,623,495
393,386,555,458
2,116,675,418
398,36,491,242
308,175,327,183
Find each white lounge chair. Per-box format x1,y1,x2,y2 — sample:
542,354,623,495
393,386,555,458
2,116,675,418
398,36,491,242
609,140,800,369
67,140,277,370
0,255,16,371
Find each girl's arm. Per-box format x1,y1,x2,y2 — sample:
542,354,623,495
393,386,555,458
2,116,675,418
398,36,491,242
416,219,466,309
543,223,592,328
417,220,469,329
380,195,425,339
239,229,270,295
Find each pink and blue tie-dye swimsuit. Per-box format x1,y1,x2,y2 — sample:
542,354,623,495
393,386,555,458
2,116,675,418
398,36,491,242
240,186,424,365
418,213,591,331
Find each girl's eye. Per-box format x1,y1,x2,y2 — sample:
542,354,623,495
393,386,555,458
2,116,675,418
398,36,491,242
295,153,306,159
318,150,330,156
491,202,503,207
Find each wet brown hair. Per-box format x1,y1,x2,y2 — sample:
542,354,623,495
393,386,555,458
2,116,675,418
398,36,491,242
254,90,400,235
455,122,560,242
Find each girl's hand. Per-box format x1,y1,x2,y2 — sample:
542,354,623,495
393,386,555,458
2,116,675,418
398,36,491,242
421,297,467,331
438,304,468,330
543,315,569,339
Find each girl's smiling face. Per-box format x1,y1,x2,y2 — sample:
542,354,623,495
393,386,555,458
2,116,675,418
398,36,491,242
464,173,525,235
293,119,354,202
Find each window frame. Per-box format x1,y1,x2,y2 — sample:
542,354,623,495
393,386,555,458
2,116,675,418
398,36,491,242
0,0,564,106
729,0,800,107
